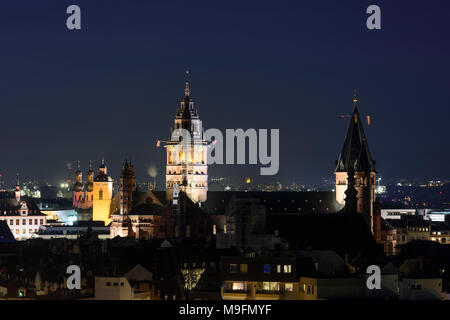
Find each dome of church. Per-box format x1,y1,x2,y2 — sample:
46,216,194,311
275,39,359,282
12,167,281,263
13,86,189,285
94,174,112,182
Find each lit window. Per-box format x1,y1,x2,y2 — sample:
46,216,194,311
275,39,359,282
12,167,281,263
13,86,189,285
263,264,271,274
232,282,245,291
240,264,248,273
229,264,238,273
285,283,294,292
283,265,292,273
276,265,281,273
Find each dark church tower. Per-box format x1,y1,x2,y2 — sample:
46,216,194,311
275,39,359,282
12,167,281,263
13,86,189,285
119,160,136,215
335,92,376,233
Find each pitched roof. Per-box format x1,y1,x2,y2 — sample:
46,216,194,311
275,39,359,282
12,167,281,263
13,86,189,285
265,213,383,260
204,191,339,215
124,264,153,282
335,103,375,173
0,221,15,243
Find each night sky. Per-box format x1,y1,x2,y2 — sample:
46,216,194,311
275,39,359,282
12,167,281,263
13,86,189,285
1,0,449,187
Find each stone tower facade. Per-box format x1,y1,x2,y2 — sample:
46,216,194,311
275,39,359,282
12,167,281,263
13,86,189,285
165,82,208,203
110,160,136,238
119,160,136,215
93,159,113,224
335,93,376,233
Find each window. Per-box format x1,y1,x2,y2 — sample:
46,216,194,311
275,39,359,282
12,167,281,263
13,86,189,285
9,220,13,225
23,229,26,234
120,283,124,287
262,282,279,292
29,219,33,225
22,219,26,225
285,283,294,292
34,219,38,225
232,282,245,291
40,219,43,224
106,282,111,287
99,189,103,200
16,219,19,225
276,265,281,273
229,264,238,273
263,264,271,274
283,265,292,273
16,230,19,234
240,264,248,273
113,283,118,286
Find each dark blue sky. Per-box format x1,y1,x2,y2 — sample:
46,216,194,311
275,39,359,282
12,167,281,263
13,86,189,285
0,0,449,186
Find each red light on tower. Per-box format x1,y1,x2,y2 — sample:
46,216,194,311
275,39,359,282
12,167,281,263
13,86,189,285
156,140,161,147
366,115,371,126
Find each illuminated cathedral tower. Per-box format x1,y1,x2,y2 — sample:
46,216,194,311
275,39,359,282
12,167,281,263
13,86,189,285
93,159,113,224
335,92,376,233
165,82,208,203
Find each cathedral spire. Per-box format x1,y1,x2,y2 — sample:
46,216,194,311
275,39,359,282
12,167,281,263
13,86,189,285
335,91,375,173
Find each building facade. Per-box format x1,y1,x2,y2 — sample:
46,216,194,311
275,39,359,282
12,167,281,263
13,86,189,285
0,189,47,240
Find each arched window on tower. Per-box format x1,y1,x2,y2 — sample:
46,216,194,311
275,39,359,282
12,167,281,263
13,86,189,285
99,189,103,200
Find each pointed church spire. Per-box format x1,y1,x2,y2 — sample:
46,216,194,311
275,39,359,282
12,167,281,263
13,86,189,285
335,91,375,173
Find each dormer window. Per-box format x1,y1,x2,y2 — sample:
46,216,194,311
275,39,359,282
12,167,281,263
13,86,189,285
19,201,29,216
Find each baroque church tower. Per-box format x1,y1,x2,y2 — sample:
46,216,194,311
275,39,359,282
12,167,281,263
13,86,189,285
93,159,113,224
84,161,94,209
335,92,376,233
73,161,84,208
165,82,208,203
